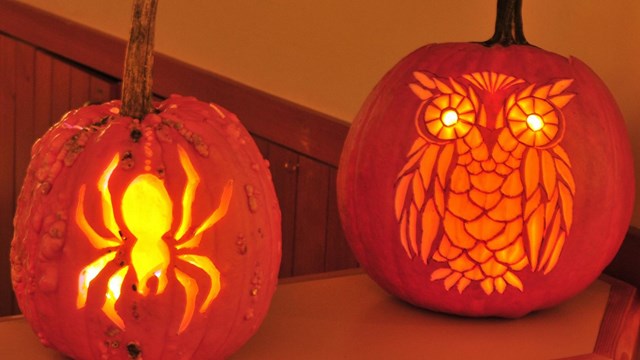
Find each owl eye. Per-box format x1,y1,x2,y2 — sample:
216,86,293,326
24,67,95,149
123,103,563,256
441,109,459,126
526,114,544,131
506,96,563,148
418,93,476,142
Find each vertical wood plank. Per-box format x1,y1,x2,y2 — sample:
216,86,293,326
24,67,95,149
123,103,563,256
0,34,17,316
34,50,53,138
252,136,270,160
293,156,329,276
268,144,299,278
69,66,90,108
325,167,358,271
14,41,36,203
51,57,71,124
89,75,118,103
605,228,640,289
12,40,36,315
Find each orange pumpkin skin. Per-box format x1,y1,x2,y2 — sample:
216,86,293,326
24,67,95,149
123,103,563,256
11,95,281,359
338,43,634,317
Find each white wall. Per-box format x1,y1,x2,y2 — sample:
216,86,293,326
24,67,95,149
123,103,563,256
16,0,640,226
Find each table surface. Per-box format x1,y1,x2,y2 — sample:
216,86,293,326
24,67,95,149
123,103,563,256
1,271,638,360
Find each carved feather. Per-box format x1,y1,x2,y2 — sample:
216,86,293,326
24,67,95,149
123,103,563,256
523,145,575,273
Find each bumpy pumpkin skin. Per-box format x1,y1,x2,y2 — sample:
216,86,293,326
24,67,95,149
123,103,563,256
11,95,281,359
338,43,634,317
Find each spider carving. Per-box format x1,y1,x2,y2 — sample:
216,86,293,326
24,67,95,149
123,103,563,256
75,144,233,334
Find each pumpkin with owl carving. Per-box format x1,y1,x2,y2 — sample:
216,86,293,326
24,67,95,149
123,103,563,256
337,5,634,317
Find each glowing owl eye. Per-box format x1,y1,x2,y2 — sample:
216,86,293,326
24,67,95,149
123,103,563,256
506,96,563,148
441,109,459,126
526,114,544,131
418,94,476,141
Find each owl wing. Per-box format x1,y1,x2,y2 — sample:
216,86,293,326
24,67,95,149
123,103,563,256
394,71,465,263
394,138,455,264
522,146,575,274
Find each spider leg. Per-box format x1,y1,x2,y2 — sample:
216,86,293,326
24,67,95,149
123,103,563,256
97,154,123,240
101,266,129,329
76,185,121,249
175,145,200,241
76,251,117,308
177,254,221,313
176,180,233,250
174,268,198,334
75,155,127,327
76,183,122,310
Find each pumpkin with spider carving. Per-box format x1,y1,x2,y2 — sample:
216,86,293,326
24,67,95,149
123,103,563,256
11,95,281,359
10,1,281,359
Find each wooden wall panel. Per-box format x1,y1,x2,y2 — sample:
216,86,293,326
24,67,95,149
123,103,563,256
252,140,358,277
325,168,358,271
605,228,640,289
0,36,120,316
253,138,356,278
267,144,300,278
50,57,71,124
293,156,330,276
14,42,36,208
0,34,18,316
12,40,37,315
34,51,53,140
70,66,91,109
252,137,270,159
90,76,119,104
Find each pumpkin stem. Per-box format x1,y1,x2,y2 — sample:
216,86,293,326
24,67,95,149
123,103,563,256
121,0,158,119
482,0,529,47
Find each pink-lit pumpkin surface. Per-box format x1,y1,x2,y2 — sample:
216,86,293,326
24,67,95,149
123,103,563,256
338,42,634,317
11,95,281,359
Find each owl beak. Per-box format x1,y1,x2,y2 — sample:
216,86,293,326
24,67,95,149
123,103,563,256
475,126,501,151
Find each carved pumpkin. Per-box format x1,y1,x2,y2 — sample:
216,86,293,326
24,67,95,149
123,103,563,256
10,1,281,359
10,95,281,359
337,0,634,317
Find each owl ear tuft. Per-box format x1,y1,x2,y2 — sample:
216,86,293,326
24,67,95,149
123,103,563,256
533,85,552,99
433,78,453,94
549,93,575,109
411,71,437,100
413,71,437,89
449,77,468,96
549,79,574,96
409,83,433,100
517,83,536,99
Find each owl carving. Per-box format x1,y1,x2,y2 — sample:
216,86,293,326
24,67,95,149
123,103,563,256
394,71,576,295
